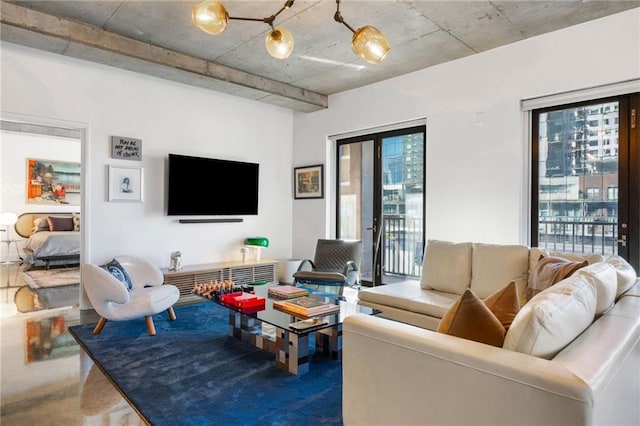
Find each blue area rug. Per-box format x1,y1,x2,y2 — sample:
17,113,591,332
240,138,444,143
68,302,343,425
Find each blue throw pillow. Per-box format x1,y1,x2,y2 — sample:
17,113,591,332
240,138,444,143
100,259,133,291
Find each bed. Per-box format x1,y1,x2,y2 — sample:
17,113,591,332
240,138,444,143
15,212,81,269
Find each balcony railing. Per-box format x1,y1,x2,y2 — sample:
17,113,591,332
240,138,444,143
381,215,423,278
538,218,619,255
378,217,618,280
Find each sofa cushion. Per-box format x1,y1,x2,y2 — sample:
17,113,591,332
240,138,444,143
483,280,520,331
470,243,529,303
437,289,505,347
528,256,588,297
421,240,472,295
358,280,458,319
503,275,596,359
574,262,617,315
605,255,637,298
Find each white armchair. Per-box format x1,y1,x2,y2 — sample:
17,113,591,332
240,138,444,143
82,255,180,336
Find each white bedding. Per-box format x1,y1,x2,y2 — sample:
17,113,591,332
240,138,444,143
24,231,81,264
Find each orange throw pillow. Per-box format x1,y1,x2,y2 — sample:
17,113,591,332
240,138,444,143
483,280,520,331
437,289,506,347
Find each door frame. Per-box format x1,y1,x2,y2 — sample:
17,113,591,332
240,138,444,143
529,93,639,271
335,124,426,286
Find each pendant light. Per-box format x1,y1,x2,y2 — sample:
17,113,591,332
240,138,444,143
191,0,295,60
191,0,389,64
334,0,390,64
265,27,294,60
191,0,229,35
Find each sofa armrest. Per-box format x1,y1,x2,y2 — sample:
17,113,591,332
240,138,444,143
343,314,593,426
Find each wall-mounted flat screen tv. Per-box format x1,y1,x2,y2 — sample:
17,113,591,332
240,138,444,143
167,153,259,216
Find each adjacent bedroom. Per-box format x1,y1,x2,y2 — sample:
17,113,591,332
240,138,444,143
0,122,82,314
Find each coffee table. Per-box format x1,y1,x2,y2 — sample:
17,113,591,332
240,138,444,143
195,283,379,375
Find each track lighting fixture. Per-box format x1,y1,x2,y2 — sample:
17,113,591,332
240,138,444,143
191,0,389,64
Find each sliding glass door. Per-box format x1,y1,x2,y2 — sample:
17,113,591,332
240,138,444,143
337,126,425,286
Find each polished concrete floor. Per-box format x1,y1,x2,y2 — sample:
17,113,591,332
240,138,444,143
0,263,146,425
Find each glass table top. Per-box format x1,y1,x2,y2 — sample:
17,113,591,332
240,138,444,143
193,282,379,334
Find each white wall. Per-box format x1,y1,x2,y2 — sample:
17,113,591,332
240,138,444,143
1,42,295,268
292,8,640,258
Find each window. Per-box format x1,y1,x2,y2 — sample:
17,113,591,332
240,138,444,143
586,187,600,199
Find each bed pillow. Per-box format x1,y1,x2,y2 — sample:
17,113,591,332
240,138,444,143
32,217,50,233
72,213,80,231
47,216,74,231
100,259,133,291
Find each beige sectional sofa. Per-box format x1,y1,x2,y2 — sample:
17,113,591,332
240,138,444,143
357,240,609,331
344,240,640,425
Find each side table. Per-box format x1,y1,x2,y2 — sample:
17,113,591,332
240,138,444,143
1,239,21,264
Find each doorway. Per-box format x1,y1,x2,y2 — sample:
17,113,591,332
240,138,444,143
336,125,426,286
0,117,88,312
531,93,639,271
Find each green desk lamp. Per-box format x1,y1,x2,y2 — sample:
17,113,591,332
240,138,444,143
244,237,269,261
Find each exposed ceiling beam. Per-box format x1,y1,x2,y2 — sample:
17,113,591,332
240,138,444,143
0,1,328,112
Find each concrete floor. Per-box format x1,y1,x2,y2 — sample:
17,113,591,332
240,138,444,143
0,262,146,425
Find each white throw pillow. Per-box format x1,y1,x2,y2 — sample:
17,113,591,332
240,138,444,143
503,275,596,359
605,255,637,298
421,240,472,294
574,262,617,316
470,243,529,302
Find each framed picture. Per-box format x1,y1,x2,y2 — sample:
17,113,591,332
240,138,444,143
108,165,144,202
26,158,81,206
294,164,324,199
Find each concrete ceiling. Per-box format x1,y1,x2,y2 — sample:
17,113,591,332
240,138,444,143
2,0,639,112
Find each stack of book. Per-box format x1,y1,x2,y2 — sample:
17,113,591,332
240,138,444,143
268,285,309,299
273,296,340,318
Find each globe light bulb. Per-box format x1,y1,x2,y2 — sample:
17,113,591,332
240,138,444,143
192,0,229,35
351,25,390,65
265,27,294,59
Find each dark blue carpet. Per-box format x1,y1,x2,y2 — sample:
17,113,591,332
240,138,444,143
68,302,343,426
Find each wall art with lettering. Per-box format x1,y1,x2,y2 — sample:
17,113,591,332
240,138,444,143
111,136,142,161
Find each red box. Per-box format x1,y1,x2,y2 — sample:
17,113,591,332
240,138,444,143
220,292,265,310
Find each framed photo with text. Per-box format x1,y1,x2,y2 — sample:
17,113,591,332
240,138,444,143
294,164,324,199
108,165,144,202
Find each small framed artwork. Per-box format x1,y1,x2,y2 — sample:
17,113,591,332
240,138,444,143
108,165,144,202
294,164,324,199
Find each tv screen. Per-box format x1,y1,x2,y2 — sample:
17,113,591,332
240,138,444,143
167,153,259,216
